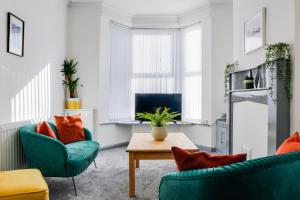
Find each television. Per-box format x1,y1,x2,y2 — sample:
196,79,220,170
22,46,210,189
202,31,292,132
135,93,182,121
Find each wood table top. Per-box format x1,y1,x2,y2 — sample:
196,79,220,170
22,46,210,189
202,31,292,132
127,132,198,153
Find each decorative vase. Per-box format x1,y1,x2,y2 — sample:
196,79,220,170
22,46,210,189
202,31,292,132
152,127,167,141
67,98,81,109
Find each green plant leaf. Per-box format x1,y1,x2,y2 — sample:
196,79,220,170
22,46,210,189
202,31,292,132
61,58,83,98
136,107,181,127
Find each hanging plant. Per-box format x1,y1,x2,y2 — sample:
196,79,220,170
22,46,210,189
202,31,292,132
224,61,239,96
265,42,292,101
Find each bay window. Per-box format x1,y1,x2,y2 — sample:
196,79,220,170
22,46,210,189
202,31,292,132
109,21,202,122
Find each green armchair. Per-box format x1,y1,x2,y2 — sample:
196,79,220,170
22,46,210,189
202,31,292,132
19,122,99,195
159,151,300,200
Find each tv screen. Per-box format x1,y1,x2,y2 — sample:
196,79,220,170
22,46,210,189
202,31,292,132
135,93,182,121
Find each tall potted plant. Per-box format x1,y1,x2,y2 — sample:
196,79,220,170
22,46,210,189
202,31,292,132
61,59,83,109
136,107,181,141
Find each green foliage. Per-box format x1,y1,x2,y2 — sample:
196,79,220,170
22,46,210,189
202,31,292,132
61,59,78,80
61,58,82,98
265,43,291,64
136,107,181,127
224,61,238,97
265,42,292,101
63,78,83,94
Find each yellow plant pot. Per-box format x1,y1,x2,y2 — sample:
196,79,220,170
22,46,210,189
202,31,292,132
67,98,81,109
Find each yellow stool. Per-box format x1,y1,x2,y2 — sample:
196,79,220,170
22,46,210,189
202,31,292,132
0,169,49,200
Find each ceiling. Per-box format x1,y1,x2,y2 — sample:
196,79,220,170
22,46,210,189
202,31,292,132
71,0,209,15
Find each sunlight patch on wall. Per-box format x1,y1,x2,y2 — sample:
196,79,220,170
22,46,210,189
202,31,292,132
11,64,51,122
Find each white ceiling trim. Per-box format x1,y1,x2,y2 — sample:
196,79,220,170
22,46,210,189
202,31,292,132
101,2,132,20
68,0,232,28
70,0,208,15
132,15,179,29
63,0,71,6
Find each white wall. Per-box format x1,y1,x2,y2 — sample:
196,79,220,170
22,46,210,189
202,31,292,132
292,1,300,131
0,0,67,124
233,0,294,69
210,4,233,122
67,2,101,112
98,5,134,146
233,0,298,132
67,3,133,147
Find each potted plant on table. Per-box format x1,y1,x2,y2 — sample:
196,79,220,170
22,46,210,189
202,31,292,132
136,107,181,141
61,58,83,109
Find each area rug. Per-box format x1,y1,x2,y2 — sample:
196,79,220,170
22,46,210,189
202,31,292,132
46,146,176,200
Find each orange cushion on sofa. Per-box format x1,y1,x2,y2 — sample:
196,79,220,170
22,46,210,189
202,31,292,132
54,114,85,144
172,146,247,171
276,132,300,155
37,121,56,139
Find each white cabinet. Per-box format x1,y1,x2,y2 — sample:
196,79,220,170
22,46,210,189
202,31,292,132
64,109,94,133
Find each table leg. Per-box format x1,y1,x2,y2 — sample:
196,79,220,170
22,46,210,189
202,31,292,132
136,159,139,168
129,152,135,198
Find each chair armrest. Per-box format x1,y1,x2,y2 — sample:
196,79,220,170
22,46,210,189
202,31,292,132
19,129,68,176
84,127,93,140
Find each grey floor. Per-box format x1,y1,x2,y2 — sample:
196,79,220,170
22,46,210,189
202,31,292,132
46,146,176,200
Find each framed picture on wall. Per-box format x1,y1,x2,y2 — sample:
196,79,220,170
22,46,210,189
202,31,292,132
7,12,25,57
244,8,266,54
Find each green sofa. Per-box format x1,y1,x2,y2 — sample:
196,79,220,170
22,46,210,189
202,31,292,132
159,151,300,200
19,122,99,195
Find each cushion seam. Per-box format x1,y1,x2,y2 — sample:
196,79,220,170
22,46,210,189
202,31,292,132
0,188,48,197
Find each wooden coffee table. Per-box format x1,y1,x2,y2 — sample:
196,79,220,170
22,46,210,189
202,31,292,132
126,132,198,198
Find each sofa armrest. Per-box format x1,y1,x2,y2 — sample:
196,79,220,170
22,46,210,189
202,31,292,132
159,152,300,200
159,167,235,200
84,127,93,140
19,129,68,176
159,170,206,200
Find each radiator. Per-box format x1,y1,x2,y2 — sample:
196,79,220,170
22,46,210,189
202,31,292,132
0,120,31,171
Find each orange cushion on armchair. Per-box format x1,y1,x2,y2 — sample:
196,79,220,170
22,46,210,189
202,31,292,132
276,132,300,155
172,146,247,171
54,114,85,144
37,121,56,139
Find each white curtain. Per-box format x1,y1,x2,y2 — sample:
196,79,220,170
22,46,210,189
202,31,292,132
181,23,202,121
131,29,180,94
108,22,132,121
131,29,180,119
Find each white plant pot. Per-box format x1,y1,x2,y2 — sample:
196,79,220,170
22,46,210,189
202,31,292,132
152,127,167,141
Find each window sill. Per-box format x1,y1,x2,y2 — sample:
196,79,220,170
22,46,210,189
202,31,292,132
99,120,210,126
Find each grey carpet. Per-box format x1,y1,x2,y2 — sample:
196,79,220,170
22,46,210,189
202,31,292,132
46,146,177,200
